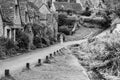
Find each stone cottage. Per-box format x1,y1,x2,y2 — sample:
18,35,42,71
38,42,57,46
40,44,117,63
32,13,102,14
39,3,58,40
90,0,106,10
0,0,23,42
51,0,82,15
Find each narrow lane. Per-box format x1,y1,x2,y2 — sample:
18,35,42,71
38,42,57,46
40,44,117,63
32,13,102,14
0,40,86,77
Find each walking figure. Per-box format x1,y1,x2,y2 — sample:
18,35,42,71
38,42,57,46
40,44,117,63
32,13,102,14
60,34,63,44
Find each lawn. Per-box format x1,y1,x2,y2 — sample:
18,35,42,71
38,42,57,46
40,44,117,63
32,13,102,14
3,49,90,80
69,31,120,80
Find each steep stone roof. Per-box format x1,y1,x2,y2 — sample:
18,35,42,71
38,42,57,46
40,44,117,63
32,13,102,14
53,2,82,13
27,1,45,19
0,0,14,25
27,1,39,11
79,0,94,8
0,0,27,26
33,0,43,8
0,0,45,26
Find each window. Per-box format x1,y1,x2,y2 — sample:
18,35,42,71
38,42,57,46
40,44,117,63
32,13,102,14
7,29,10,38
47,14,53,25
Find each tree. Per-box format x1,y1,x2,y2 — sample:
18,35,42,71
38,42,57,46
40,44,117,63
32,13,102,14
81,7,91,16
58,14,75,26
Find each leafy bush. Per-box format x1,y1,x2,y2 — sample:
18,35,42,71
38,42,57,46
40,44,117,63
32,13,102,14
32,23,45,36
49,36,56,45
16,30,29,51
81,7,91,16
79,31,120,77
58,14,75,26
0,46,6,58
41,37,50,46
0,37,18,59
33,36,42,48
58,14,67,26
5,39,16,50
33,36,51,48
58,26,72,35
46,27,57,44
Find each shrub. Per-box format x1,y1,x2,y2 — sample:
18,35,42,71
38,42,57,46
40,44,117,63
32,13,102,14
81,7,91,16
58,14,67,26
33,36,42,48
58,26,71,35
41,37,50,46
5,40,16,50
32,23,44,36
49,36,56,45
80,31,120,77
0,37,18,58
58,14,75,26
16,30,29,51
0,46,6,59
46,27,57,44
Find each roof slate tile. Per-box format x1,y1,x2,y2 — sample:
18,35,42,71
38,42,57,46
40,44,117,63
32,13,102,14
54,2,82,12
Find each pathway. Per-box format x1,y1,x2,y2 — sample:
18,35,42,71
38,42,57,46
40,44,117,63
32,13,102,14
0,40,86,77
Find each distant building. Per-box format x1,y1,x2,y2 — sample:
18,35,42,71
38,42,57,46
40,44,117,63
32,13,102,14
21,1,58,40
70,0,106,11
88,0,106,10
39,3,58,40
39,3,51,25
0,0,58,41
31,0,49,7
51,1,82,15
27,1,40,24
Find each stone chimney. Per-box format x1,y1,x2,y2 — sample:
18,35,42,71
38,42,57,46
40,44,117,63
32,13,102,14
76,0,80,3
15,0,18,4
52,0,56,3
13,0,21,27
68,0,70,3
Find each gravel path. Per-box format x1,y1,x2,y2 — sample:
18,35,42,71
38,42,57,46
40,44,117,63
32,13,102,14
13,54,90,80
0,27,107,79
0,40,86,77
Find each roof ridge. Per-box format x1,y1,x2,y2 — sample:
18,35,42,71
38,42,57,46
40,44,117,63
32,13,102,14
27,1,39,11
39,3,52,13
54,2,81,4
53,1,82,12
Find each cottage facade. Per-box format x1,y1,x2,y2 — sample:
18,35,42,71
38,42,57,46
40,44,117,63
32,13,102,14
39,3,58,40
90,0,106,9
51,0,83,15
3,0,23,42
39,4,51,25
